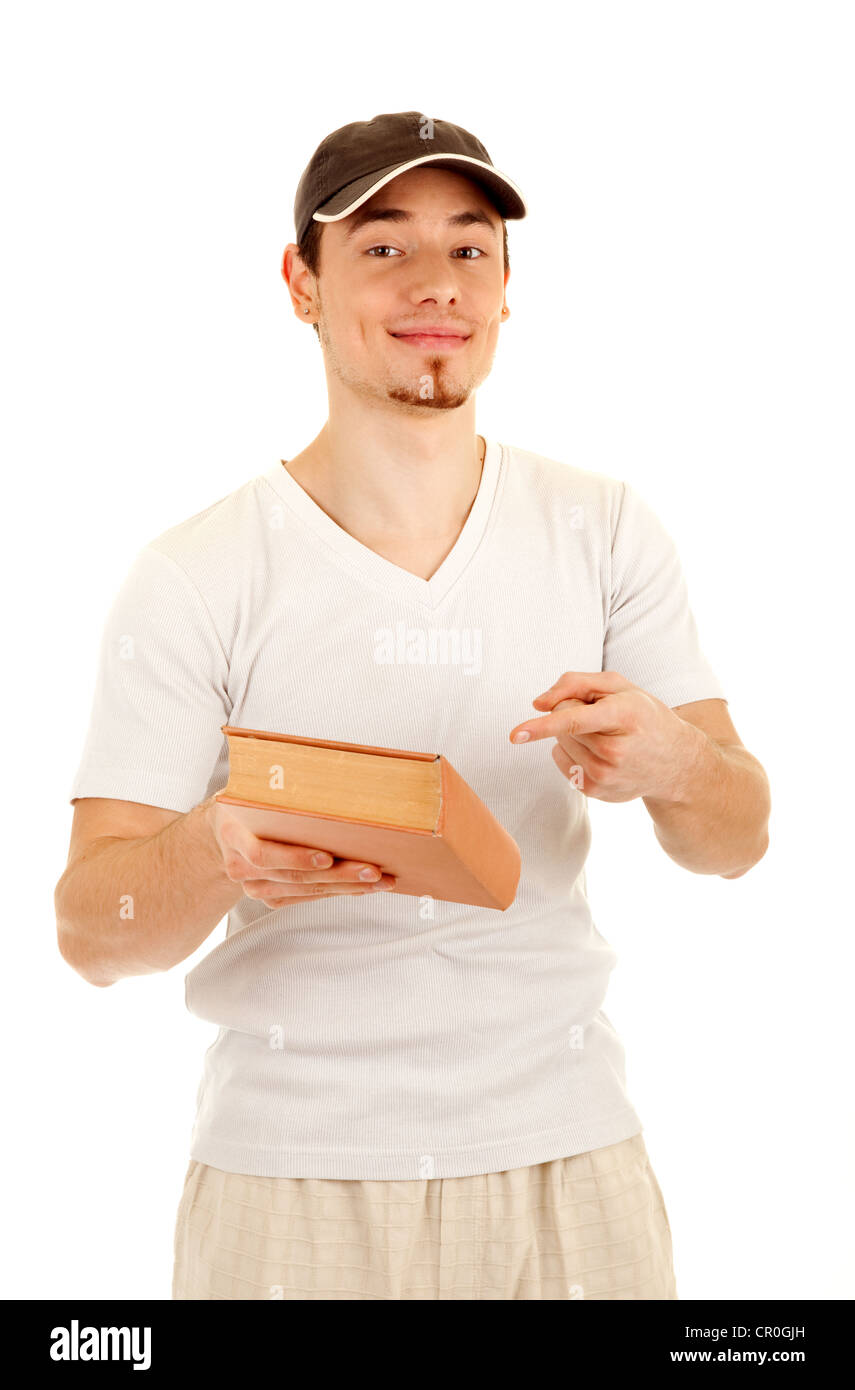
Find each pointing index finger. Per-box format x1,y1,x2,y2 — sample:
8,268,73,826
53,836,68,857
511,694,626,744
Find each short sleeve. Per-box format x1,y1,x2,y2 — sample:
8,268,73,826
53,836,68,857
602,481,727,707
68,545,232,812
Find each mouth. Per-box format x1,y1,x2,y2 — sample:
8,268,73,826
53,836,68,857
389,331,470,350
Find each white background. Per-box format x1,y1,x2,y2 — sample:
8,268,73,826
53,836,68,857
3,0,852,1300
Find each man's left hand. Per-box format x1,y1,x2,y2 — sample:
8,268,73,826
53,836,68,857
509,670,704,804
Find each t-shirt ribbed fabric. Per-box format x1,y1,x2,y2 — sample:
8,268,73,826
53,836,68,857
69,438,726,1179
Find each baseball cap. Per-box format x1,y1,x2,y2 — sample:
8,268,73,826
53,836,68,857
293,110,527,245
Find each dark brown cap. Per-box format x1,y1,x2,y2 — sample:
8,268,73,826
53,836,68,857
293,110,527,245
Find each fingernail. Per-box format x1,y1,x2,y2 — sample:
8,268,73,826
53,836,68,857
313,852,332,866
359,866,379,880
512,729,531,742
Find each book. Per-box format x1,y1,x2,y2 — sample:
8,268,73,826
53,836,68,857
214,724,521,910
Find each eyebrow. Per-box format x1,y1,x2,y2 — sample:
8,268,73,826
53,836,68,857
342,206,499,241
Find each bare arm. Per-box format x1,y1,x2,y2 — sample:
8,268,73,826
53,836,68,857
643,697,771,878
55,795,395,988
643,739,771,877
54,795,243,987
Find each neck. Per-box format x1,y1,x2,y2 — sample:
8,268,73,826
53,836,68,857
284,417,486,544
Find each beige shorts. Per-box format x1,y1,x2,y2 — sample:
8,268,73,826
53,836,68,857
172,1129,677,1300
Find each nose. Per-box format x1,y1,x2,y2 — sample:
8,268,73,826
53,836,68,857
404,245,461,309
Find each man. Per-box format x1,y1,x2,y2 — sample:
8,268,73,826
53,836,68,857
55,111,771,1301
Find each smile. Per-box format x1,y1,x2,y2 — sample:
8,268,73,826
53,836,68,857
389,333,470,349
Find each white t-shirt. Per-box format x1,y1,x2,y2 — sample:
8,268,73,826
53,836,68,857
69,437,726,1179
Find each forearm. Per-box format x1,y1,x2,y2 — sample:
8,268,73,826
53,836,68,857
55,795,243,987
642,731,771,877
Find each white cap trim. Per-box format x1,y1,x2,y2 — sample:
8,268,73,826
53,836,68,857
312,153,527,224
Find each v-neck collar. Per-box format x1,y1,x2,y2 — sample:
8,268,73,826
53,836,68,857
262,437,505,610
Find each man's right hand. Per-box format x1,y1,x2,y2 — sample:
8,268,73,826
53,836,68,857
204,797,397,907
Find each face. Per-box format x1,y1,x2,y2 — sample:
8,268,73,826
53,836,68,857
287,166,510,413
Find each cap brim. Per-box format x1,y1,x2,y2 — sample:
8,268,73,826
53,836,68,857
312,153,527,227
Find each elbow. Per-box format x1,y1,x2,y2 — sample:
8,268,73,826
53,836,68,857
56,922,114,988
54,879,115,988
719,830,770,880
720,764,772,880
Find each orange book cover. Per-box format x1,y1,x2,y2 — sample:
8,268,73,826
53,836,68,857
214,725,521,911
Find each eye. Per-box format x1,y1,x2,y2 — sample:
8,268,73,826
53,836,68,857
364,245,486,259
